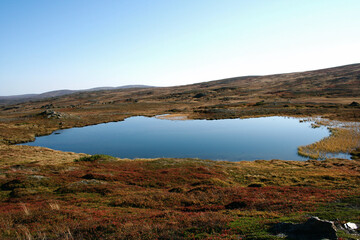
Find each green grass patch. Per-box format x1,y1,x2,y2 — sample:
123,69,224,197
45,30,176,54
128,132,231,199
229,217,283,239
75,154,117,162
310,195,360,222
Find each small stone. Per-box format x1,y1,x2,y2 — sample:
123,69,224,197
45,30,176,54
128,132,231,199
344,222,358,231
29,175,46,180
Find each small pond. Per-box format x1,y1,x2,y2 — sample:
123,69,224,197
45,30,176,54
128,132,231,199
20,116,350,161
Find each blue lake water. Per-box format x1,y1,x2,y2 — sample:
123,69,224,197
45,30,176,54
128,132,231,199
21,116,345,161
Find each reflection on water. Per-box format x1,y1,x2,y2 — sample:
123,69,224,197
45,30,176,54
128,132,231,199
20,116,351,161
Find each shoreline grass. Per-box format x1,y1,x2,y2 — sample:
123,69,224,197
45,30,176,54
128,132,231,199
298,120,360,159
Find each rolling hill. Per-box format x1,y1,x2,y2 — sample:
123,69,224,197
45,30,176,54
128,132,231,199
0,85,154,105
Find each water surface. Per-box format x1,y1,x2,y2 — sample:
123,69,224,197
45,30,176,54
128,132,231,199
21,116,344,161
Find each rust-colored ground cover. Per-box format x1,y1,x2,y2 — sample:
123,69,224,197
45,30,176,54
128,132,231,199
0,156,359,239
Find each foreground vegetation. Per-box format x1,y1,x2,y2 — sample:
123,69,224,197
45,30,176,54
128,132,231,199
0,155,359,239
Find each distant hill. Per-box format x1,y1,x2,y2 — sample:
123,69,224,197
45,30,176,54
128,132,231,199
0,85,154,105
1,63,359,106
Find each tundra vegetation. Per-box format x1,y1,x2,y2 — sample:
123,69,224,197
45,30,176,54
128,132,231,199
0,155,359,239
0,64,359,239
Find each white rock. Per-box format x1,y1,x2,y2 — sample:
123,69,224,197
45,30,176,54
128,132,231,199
344,222,358,230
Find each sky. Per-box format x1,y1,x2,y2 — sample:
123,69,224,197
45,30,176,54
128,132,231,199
0,0,359,96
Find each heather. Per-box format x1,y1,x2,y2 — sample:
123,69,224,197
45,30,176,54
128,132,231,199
0,156,359,239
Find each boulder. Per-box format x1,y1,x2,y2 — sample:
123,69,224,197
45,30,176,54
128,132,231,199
349,101,360,107
271,217,337,240
39,109,68,119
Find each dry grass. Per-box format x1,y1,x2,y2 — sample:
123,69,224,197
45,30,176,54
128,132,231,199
298,122,360,159
156,113,189,120
0,144,87,166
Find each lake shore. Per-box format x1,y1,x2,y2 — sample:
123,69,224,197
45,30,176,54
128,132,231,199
20,116,338,161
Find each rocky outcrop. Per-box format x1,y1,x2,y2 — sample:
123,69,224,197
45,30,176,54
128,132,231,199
39,109,78,119
271,217,337,240
39,109,67,119
40,104,55,109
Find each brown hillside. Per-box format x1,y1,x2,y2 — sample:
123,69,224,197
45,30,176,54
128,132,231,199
0,63,359,144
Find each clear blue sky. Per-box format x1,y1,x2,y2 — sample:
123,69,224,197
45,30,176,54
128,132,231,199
1,0,359,95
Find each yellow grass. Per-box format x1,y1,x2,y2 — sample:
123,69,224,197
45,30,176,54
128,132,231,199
156,113,189,120
298,123,360,159
0,144,88,166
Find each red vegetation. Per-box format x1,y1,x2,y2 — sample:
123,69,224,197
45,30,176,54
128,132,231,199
0,157,358,239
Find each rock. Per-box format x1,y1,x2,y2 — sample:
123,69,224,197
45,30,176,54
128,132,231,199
271,217,337,240
349,101,360,107
75,179,104,185
193,93,207,98
39,109,68,119
344,222,358,233
29,175,46,180
40,104,54,109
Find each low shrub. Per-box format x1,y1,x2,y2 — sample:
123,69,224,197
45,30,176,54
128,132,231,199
75,154,117,163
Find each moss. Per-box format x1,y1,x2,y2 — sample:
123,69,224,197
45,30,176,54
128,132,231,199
310,196,360,222
229,217,275,238
337,230,360,240
1,176,56,190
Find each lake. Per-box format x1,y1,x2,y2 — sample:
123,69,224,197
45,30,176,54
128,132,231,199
21,116,348,161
